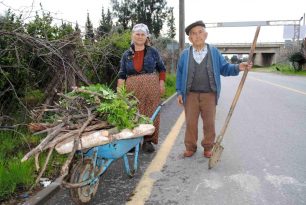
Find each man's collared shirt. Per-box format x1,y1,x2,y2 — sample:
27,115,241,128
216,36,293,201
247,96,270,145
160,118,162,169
192,45,208,64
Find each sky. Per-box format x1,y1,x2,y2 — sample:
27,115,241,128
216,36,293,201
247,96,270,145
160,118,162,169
1,0,305,43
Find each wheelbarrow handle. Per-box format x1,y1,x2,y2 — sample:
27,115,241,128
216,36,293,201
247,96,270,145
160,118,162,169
150,105,162,121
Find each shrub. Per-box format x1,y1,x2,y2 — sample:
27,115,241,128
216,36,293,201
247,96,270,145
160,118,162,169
288,52,306,71
163,74,176,99
23,89,45,107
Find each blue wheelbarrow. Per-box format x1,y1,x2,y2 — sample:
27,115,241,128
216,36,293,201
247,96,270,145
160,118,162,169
62,105,162,204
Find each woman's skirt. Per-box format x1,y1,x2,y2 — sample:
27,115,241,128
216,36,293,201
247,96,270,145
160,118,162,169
126,73,160,144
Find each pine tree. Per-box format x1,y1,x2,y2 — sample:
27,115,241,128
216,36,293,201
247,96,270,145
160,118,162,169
85,12,94,41
75,21,81,33
97,7,113,38
106,8,112,29
148,0,168,37
167,7,175,39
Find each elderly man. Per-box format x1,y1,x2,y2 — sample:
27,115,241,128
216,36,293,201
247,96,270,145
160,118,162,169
176,20,252,158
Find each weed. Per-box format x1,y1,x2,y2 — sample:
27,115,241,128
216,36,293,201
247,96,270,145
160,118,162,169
163,74,176,99
252,64,306,76
0,130,66,201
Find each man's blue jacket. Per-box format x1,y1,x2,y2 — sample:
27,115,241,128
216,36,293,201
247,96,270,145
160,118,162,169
176,44,241,104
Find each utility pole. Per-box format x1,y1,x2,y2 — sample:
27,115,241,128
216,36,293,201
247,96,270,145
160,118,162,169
179,0,185,53
297,16,304,43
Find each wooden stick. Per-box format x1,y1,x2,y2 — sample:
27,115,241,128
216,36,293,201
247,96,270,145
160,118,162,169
30,147,54,190
60,113,96,177
35,153,40,171
21,123,65,162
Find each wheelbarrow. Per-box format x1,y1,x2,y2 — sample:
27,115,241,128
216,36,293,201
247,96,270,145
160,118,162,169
61,105,162,204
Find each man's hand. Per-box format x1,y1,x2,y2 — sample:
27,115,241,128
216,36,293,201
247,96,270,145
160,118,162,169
159,80,165,95
177,95,183,106
239,62,253,71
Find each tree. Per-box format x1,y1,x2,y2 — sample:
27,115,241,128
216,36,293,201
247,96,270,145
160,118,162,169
289,52,306,71
0,9,23,32
85,12,94,42
26,5,58,40
0,9,26,116
111,0,170,37
148,0,168,37
106,8,113,30
97,7,113,38
58,21,74,38
75,21,81,33
166,7,175,39
111,0,132,29
231,55,239,64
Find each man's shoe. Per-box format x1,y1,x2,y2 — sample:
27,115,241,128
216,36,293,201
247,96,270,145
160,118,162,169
204,150,212,158
183,150,195,157
142,141,155,153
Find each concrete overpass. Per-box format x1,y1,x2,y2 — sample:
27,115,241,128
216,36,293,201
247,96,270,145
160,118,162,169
213,42,285,67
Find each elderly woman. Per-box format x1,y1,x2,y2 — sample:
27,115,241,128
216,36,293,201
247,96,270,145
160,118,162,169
117,23,166,153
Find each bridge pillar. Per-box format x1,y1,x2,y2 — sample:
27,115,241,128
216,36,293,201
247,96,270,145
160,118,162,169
253,53,262,66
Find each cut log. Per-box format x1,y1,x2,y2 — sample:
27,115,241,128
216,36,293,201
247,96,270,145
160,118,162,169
55,124,155,154
43,122,113,150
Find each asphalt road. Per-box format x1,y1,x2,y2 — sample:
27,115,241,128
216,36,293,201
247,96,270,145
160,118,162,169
47,72,306,205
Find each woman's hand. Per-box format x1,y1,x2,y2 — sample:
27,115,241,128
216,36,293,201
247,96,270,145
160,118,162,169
117,79,125,92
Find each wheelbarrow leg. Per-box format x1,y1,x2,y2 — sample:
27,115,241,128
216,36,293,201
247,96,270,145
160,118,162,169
133,142,140,171
123,142,140,177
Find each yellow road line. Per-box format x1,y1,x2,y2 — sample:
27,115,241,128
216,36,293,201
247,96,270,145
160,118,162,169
250,77,306,96
126,111,185,205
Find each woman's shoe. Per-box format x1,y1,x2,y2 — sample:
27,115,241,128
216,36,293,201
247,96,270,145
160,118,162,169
142,141,155,153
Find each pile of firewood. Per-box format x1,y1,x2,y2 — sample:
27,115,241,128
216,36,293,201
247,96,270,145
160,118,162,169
21,84,150,188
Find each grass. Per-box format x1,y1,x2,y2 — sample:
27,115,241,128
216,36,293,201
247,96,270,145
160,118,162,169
163,73,176,99
252,64,306,76
0,157,35,199
0,130,66,202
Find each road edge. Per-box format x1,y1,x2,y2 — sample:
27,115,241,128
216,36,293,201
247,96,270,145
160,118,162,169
23,176,63,205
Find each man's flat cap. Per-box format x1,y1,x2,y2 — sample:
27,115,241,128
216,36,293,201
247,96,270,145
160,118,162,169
185,20,206,36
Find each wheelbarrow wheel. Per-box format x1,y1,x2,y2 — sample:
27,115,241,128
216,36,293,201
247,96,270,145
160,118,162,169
70,159,99,204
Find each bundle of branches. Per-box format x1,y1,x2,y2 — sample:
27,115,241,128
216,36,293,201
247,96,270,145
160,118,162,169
21,84,150,188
